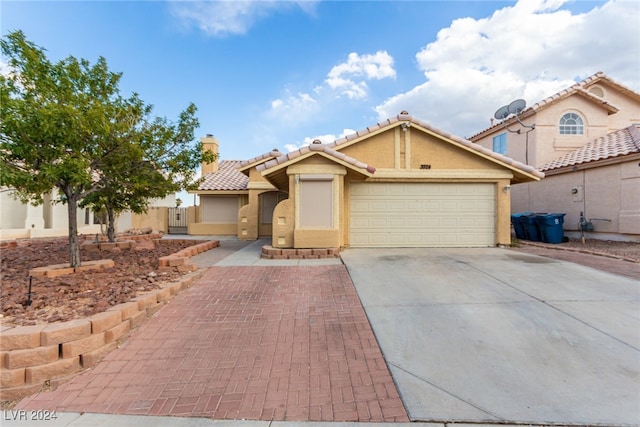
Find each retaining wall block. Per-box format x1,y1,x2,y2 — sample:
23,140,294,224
0,325,45,351
80,341,118,369
132,293,158,311
89,310,123,334
0,383,41,402
155,288,171,303
177,264,197,272
145,303,166,318
61,332,106,359
4,345,59,369
40,319,91,346
45,267,76,278
168,257,188,267
25,357,80,385
167,281,183,296
129,311,146,328
104,321,131,344
1,367,25,388
107,301,139,322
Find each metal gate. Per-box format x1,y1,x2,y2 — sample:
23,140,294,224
168,207,188,234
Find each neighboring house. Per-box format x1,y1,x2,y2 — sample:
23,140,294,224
0,188,176,240
469,72,640,241
189,112,543,248
535,125,640,240
0,189,100,240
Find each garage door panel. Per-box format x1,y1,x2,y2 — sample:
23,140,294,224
350,183,495,247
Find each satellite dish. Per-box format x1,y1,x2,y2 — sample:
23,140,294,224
493,105,510,120
507,99,526,115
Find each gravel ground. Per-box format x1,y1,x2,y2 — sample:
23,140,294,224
516,237,640,262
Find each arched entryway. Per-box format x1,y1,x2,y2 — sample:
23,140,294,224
258,191,288,236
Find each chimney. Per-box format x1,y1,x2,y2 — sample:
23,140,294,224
201,134,219,175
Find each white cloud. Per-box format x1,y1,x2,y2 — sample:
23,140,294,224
170,0,318,36
376,0,640,138
270,91,318,115
284,129,356,152
326,51,396,99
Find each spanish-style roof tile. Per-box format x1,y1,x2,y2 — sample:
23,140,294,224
325,113,544,179
257,141,377,175
468,72,639,140
538,125,640,172
239,150,282,169
198,160,248,191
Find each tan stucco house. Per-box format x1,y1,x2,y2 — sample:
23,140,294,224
189,112,543,248
469,72,640,240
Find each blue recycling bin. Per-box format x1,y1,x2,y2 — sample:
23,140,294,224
510,212,533,240
521,213,542,241
536,213,566,244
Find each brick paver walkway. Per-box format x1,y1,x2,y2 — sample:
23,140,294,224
16,266,408,422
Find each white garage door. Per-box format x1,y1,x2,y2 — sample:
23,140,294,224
349,183,496,247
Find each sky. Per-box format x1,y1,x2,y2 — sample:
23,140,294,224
2,1,639,169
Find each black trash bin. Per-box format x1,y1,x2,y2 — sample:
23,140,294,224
510,212,532,240
536,213,566,244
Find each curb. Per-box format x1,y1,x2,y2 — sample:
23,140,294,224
519,241,639,264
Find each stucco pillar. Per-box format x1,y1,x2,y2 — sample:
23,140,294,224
24,203,45,230
497,179,512,246
238,189,261,240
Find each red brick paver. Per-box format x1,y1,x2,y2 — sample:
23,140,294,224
16,266,408,422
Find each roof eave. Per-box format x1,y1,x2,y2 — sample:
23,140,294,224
259,151,375,178
541,152,640,176
409,122,545,183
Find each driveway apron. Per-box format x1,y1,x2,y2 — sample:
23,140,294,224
15,240,408,423
341,247,640,426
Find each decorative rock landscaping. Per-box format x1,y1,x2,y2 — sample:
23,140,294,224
0,238,219,402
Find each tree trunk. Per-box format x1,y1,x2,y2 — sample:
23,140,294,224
107,207,116,243
66,196,82,268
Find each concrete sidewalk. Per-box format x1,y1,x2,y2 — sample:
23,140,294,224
1,411,542,427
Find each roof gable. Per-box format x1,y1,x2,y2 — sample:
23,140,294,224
469,72,639,140
256,142,376,176
539,125,640,172
325,112,544,182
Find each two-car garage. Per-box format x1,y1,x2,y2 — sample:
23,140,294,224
349,182,496,247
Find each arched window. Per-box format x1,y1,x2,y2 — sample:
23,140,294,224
559,112,584,135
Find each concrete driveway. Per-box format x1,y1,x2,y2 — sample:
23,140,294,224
341,247,640,425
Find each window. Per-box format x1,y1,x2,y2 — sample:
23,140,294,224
559,113,584,135
492,133,507,154
589,86,604,97
300,178,332,228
